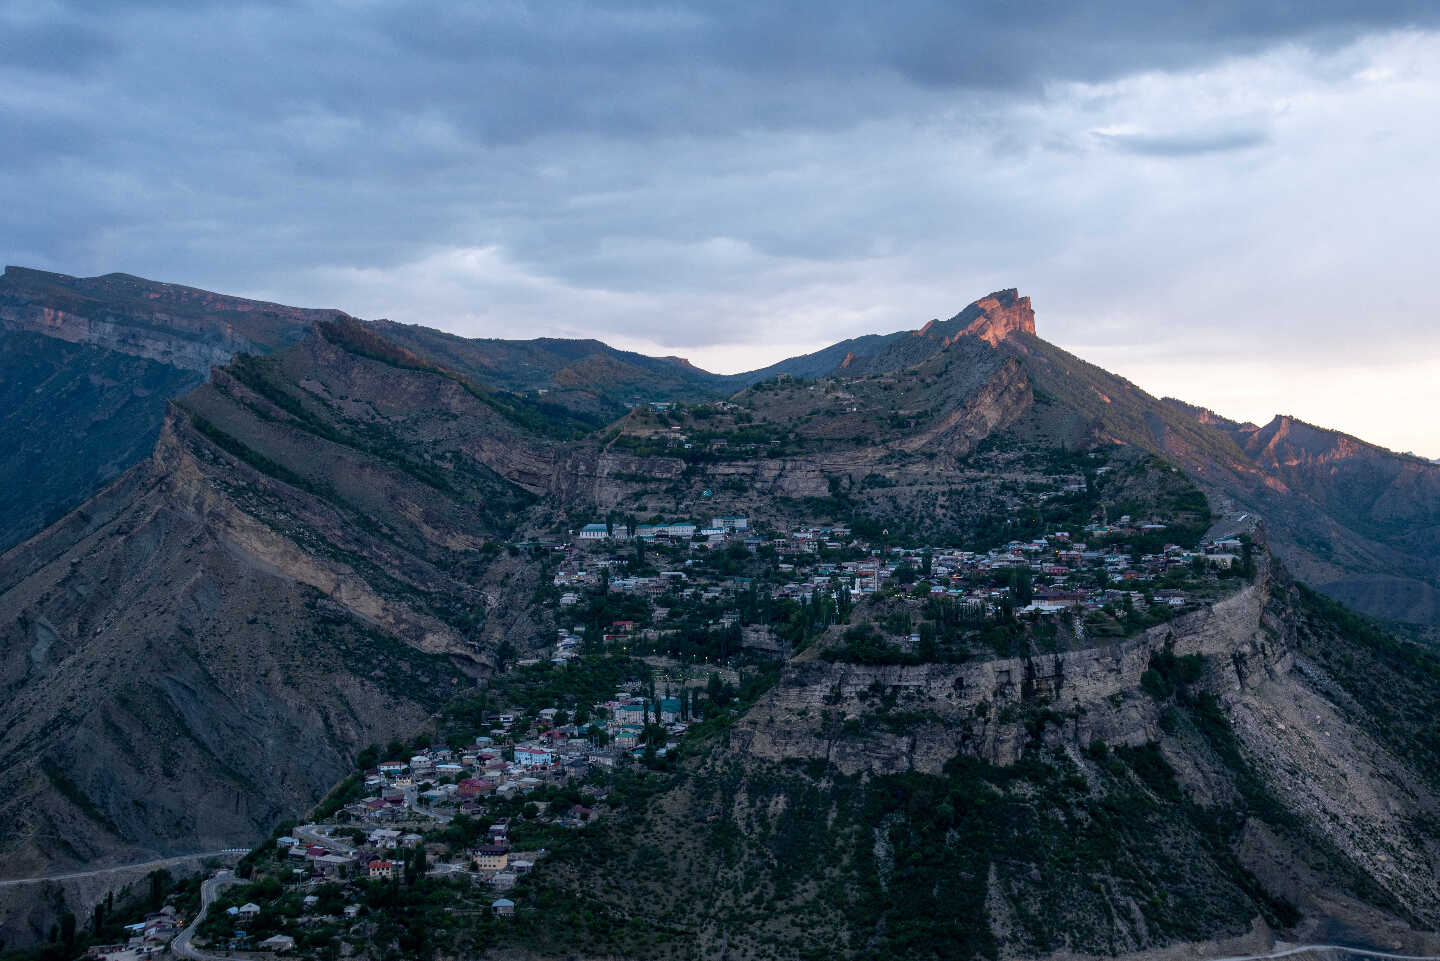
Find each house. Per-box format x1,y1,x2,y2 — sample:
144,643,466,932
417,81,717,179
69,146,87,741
578,523,609,541
491,898,515,917
368,859,396,880
457,777,488,799
613,701,645,725
712,516,748,530
260,934,296,953
476,845,509,871
344,905,362,919
315,853,351,876
237,903,262,920
515,747,554,768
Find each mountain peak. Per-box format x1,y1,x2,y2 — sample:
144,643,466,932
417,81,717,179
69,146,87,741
955,288,1036,346
916,288,1035,347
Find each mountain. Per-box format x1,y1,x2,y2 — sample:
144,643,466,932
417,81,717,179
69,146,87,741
0,317,564,880
739,287,1036,381
1170,408,1440,626
1,270,1438,954
0,266,343,551
368,320,732,425
6,268,1433,629
979,335,1440,629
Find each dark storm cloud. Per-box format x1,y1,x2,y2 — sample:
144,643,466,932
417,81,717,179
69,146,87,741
2,0,1439,453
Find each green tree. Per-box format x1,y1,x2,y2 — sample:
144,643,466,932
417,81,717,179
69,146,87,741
1011,567,1034,606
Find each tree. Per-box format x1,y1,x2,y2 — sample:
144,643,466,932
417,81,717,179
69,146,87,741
1011,567,1033,606
495,640,517,672
147,870,169,911
60,911,76,951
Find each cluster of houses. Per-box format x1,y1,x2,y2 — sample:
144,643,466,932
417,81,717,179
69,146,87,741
576,515,748,544
86,905,183,959
551,514,1243,642
763,528,1241,616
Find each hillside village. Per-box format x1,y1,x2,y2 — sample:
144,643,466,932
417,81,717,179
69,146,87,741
73,474,1263,961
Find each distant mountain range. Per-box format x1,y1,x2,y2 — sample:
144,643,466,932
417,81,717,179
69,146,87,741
2,265,1439,951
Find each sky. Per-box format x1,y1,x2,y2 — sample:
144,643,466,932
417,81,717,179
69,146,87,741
2,1,1438,457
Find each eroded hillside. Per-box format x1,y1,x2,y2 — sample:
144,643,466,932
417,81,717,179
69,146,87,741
500,557,1440,961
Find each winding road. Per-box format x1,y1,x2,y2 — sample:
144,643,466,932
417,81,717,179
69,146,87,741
171,869,241,961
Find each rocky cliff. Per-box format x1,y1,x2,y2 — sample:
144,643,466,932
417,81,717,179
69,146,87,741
507,557,1440,961
0,266,333,371
0,267,336,551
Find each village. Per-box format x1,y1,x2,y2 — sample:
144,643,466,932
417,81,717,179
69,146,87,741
87,490,1249,960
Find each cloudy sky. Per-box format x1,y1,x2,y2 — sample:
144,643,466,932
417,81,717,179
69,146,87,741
3,1,1438,456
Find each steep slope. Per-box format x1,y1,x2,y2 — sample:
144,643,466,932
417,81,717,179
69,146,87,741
370,321,732,424
977,332,1440,626
0,319,577,878
1212,412,1440,623
504,556,1440,961
548,333,1046,541
0,267,343,550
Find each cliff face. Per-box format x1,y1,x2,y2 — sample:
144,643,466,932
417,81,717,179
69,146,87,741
734,578,1278,774
731,559,1440,929
510,559,1440,961
0,266,332,372
952,288,1036,346
0,267,335,551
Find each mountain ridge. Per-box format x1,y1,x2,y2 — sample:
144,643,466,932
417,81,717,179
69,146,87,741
1,272,1439,956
